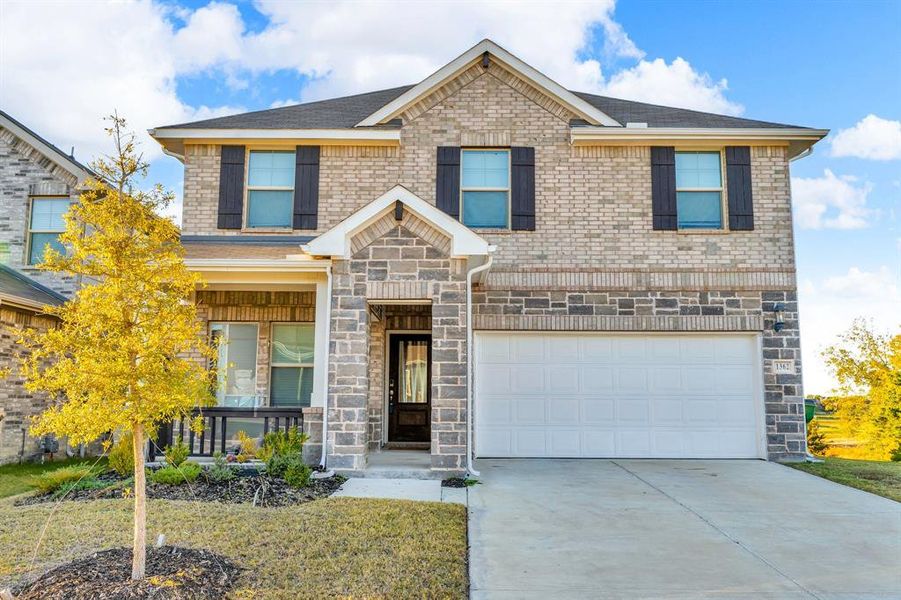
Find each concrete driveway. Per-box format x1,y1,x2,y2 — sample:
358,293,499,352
468,459,901,599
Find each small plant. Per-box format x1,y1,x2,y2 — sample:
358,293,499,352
31,464,99,494
259,428,309,476
108,432,135,477
150,462,201,485
806,418,828,456
235,430,257,463
206,452,237,483
55,477,113,497
163,440,190,468
284,461,312,489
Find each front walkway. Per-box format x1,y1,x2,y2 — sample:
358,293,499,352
468,459,901,599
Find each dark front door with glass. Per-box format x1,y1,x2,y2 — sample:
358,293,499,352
388,334,431,442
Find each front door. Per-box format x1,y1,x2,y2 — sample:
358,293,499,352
388,334,431,442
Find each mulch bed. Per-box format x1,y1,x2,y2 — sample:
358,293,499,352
11,546,241,599
16,470,346,508
441,477,469,488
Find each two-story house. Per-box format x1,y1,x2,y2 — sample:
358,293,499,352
0,110,92,463
150,40,827,476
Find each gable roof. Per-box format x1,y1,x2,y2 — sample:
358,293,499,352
302,185,491,259
0,264,67,313
0,110,94,185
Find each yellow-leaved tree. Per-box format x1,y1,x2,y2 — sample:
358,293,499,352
19,115,215,580
823,319,901,460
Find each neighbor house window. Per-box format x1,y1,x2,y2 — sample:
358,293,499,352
28,197,72,264
675,151,724,230
210,323,260,407
461,149,510,228
246,150,295,228
270,323,314,407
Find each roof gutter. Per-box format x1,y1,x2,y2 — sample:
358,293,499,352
570,126,830,159
183,259,331,272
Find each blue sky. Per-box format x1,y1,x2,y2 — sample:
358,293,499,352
1,0,898,393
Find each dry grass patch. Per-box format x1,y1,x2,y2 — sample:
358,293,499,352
0,496,467,599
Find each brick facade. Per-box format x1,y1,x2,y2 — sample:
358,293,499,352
178,58,807,463
0,307,59,464
0,127,80,295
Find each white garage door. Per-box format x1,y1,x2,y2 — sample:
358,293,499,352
475,333,763,458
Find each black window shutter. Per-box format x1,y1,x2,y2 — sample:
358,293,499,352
725,146,754,230
436,146,461,219
217,145,245,229
511,147,536,231
294,146,320,230
651,146,677,231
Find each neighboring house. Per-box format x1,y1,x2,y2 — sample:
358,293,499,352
149,40,827,475
0,110,93,462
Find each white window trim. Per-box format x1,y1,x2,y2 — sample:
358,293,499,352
27,196,72,265
459,148,512,230
269,322,315,407
243,148,295,231
210,321,261,408
674,149,728,232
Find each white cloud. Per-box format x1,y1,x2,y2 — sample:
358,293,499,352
0,0,244,163
831,114,901,160
791,169,875,229
601,57,743,115
799,266,900,394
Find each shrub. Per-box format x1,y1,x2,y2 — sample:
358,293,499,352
163,440,190,468
235,430,257,463
56,477,112,497
284,461,312,489
807,418,828,455
150,462,201,485
31,464,99,494
108,432,134,477
259,428,309,477
206,452,236,483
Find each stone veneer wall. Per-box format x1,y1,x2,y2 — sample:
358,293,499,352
328,212,467,471
0,307,59,464
0,127,80,296
367,305,432,450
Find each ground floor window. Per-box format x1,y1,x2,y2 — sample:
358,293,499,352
270,323,315,407
210,322,259,407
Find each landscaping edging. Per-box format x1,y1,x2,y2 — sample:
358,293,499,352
17,469,346,507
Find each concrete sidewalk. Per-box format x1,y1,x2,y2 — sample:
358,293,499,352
469,459,901,599
334,477,467,504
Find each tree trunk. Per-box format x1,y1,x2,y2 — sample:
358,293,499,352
131,423,147,580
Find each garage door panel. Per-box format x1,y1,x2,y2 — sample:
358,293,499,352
511,366,544,393
548,397,580,424
475,333,762,459
513,397,546,425
582,398,615,423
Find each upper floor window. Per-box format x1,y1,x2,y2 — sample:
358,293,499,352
461,149,509,228
675,151,723,230
270,323,314,407
246,150,294,228
28,197,72,265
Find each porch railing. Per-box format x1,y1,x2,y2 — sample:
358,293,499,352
148,407,304,461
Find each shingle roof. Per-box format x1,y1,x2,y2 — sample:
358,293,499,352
155,85,808,131
0,264,67,310
0,109,95,175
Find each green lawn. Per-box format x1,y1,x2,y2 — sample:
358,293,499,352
0,458,107,500
0,495,467,598
789,457,901,502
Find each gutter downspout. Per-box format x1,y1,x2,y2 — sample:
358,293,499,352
319,264,333,471
465,251,495,477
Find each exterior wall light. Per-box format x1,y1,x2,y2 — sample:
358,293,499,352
773,302,786,332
